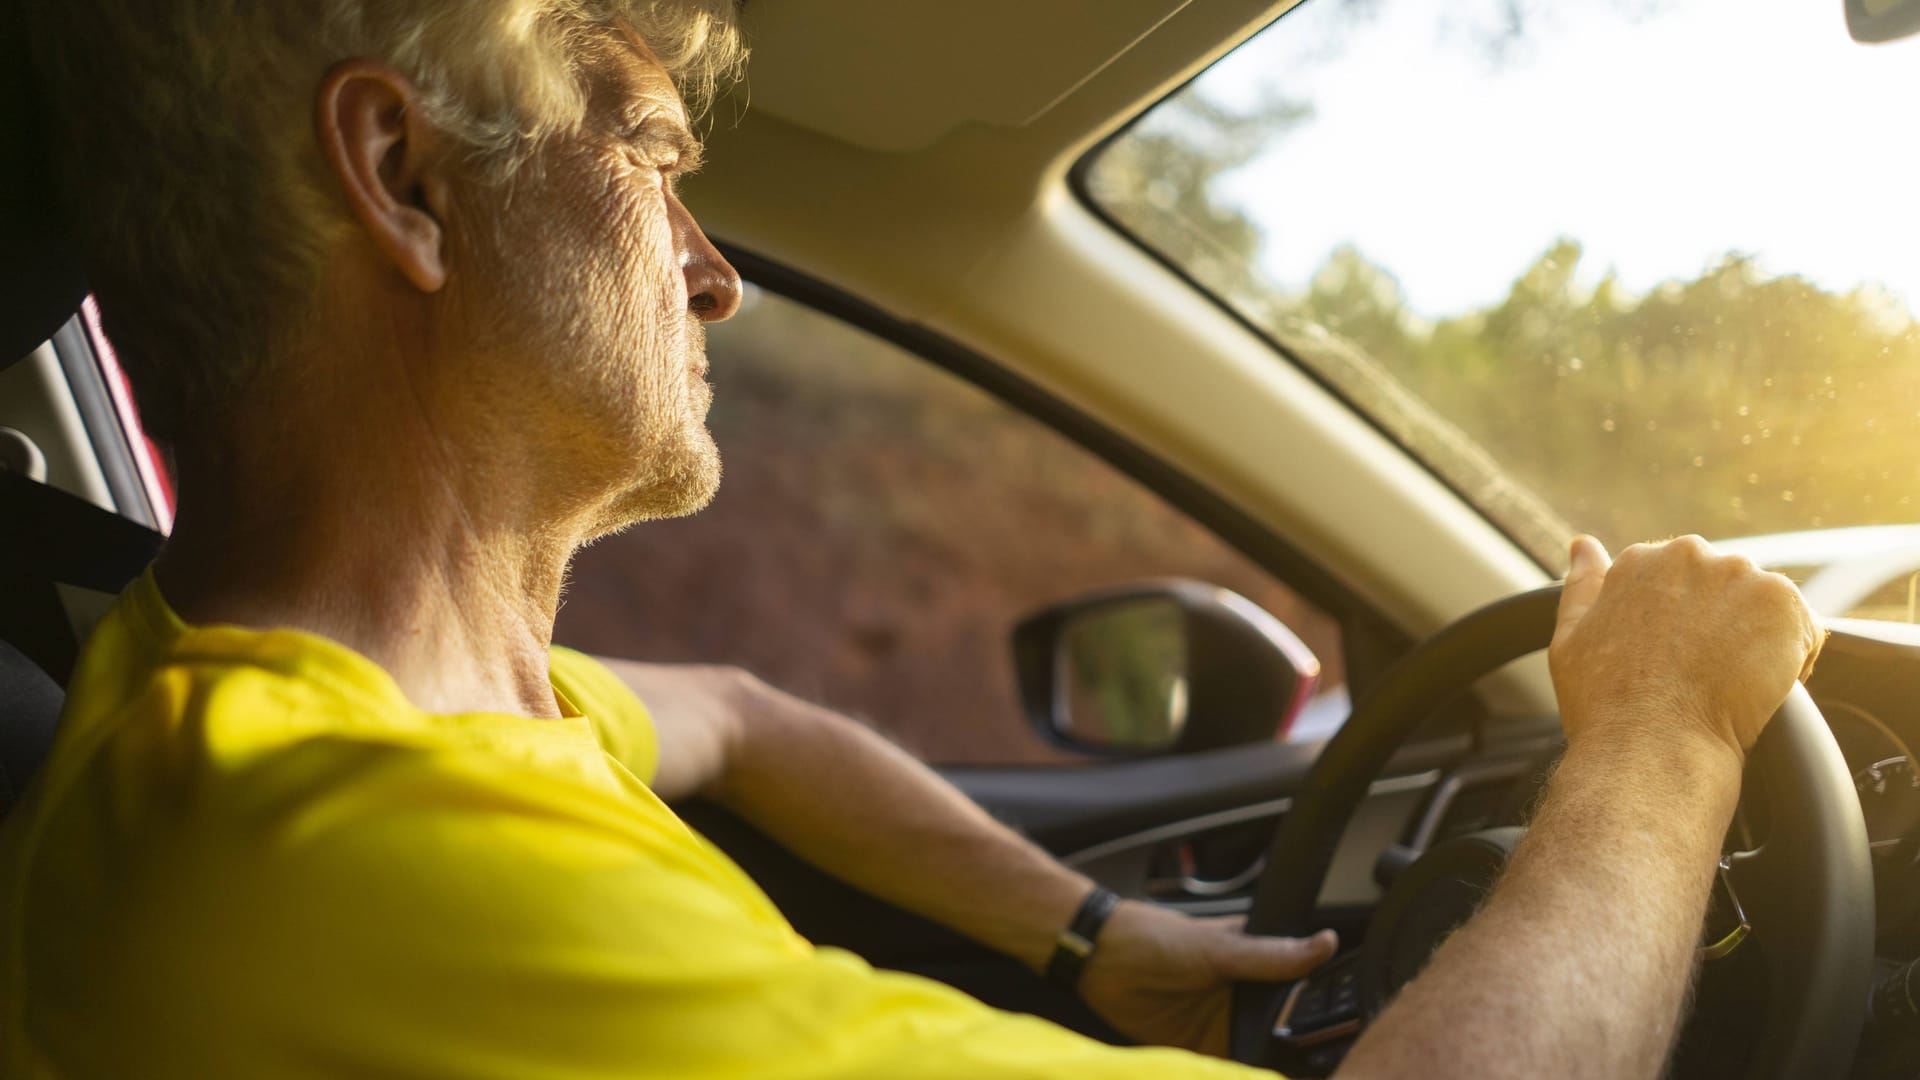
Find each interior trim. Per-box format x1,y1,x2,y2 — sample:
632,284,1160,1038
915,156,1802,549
1062,769,1440,867
48,317,153,528
1169,852,1269,898
1164,896,1263,917
1401,756,1539,857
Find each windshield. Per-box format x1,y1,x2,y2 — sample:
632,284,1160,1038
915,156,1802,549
1086,0,1920,621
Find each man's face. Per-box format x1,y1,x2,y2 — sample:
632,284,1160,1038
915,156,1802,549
442,28,739,534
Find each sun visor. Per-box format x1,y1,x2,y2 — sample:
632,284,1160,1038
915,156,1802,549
740,0,1199,153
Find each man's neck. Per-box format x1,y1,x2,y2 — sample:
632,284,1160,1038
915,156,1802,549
155,422,590,721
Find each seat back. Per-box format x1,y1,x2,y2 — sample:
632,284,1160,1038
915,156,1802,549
0,472,164,818
0,9,159,819
0,638,63,819
1,3,88,364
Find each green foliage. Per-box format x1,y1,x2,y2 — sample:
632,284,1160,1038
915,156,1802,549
1286,242,1920,552
1087,91,1312,303
1089,82,1920,564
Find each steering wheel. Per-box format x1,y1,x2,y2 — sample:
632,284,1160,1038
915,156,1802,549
1228,586,1874,1078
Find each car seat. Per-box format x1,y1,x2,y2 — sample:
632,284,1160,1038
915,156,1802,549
0,10,165,818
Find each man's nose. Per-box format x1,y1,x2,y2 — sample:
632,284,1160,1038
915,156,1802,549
674,200,741,322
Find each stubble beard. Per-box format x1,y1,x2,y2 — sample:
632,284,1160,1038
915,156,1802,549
450,150,726,543
583,312,723,538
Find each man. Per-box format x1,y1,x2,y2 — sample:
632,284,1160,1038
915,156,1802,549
0,2,1824,1078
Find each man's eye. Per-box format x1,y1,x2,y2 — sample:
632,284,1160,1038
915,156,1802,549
619,145,672,178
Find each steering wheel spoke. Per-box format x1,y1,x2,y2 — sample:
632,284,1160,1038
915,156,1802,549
1703,854,1756,962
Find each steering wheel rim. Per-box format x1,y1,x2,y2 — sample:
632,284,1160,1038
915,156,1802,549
1229,585,1874,1078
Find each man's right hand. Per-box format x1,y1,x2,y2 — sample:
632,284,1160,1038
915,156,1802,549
1342,535,1829,1080
1548,534,1826,762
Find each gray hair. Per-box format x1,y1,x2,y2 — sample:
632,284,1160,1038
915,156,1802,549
24,0,746,444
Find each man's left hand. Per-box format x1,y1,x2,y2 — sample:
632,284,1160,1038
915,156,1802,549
1078,899,1338,1056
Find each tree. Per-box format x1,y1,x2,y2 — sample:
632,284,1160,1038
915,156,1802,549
1289,238,1920,555
1084,90,1311,307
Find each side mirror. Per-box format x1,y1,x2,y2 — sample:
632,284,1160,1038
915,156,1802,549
1013,579,1322,756
1848,0,1920,42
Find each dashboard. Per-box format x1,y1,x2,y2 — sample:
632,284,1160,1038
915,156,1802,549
1804,623,1920,953
1795,622,1920,1077
1831,700,1920,944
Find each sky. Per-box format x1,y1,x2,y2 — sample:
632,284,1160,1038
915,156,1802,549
1196,0,1920,320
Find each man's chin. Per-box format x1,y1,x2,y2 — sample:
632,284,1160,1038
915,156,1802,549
588,444,722,538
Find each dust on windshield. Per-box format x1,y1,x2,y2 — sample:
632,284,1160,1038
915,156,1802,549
1086,0,1920,620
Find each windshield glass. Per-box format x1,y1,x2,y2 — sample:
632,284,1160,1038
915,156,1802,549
1086,0,1920,621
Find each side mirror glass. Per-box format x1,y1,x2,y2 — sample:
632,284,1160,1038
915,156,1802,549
1054,598,1189,752
1013,579,1322,757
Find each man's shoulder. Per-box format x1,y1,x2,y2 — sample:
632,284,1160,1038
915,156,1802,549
10,620,655,927
0,683,739,1078
19,617,729,894
40,626,435,819
7,640,711,991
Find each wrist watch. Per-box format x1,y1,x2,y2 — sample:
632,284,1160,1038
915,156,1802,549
1043,885,1121,991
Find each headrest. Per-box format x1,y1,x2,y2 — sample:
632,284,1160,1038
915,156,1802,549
0,4,88,367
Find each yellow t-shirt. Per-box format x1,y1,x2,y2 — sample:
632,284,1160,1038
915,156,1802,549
0,571,1271,1078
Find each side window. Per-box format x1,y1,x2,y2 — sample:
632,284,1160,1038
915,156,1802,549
554,286,1345,765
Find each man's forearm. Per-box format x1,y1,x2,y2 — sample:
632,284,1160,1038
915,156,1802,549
1339,728,1742,1079
709,682,1091,971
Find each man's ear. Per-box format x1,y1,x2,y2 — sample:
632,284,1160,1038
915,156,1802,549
313,60,453,293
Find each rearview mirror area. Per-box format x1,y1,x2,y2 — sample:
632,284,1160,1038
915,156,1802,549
1849,0,1920,42
1013,579,1322,757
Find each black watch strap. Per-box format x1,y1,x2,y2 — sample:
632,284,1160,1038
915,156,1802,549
1043,886,1122,991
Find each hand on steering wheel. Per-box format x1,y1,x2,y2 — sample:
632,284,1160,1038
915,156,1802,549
1228,538,1871,1080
